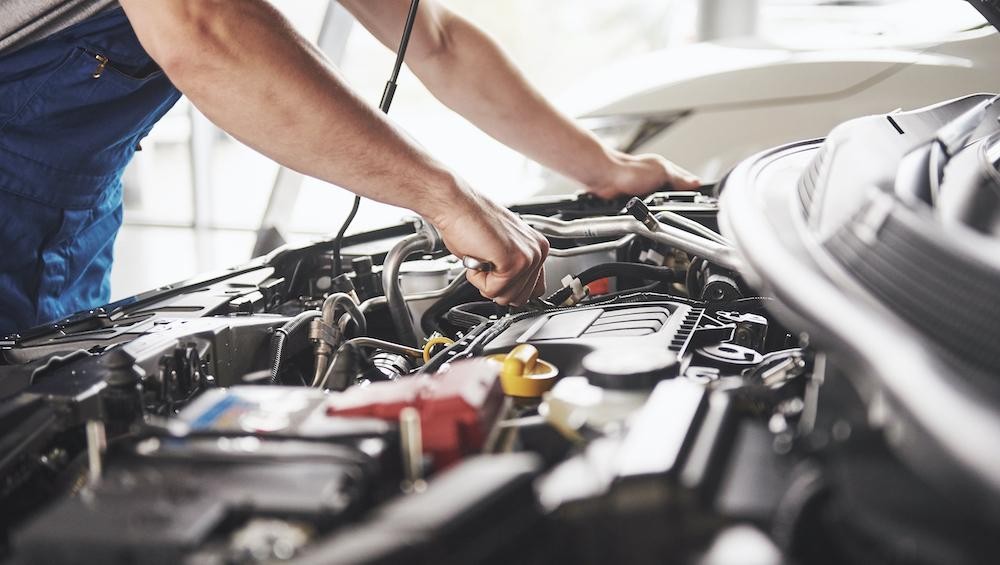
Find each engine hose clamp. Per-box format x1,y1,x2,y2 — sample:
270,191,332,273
559,275,588,306
309,319,341,350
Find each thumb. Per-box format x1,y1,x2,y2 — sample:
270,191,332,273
465,268,489,296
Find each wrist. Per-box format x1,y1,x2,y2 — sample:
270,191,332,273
412,169,479,228
582,149,632,197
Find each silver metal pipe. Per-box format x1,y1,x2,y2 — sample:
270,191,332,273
549,234,635,257
522,214,743,271
356,273,463,319
311,357,328,389
312,292,363,385
315,336,424,389
653,210,731,246
409,272,468,302
356,237,630,318
342,337,424,358
359,295,387,315
382,232,435,346
320,292,366,335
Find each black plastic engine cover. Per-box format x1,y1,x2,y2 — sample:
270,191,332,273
290,454,544,565
482,300,703,378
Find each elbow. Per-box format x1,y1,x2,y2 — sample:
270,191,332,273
411,13,460,71
410,15,500,87
130,0,233,79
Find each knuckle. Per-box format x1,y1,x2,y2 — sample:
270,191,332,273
532,244,543,260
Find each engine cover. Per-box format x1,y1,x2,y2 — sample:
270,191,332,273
482,300,703,379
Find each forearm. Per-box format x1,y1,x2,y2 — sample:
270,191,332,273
119,0,468,223
409,15,618,189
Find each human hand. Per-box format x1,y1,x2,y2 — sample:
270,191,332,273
429,188,549,306
587,151,700,200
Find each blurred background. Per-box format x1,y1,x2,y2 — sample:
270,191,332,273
111,0,989,299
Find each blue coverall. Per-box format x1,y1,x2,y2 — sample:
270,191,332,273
0,9,181,335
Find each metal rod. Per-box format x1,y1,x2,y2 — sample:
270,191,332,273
380,0,422,113
320,292,367,335
312,292,363,384
85,420,106,487
342,337,424,358
654,209,731,246
315,336,423,389
334,0,422,276
522,214,743,271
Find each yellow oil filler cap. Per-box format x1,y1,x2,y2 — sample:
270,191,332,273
489,344,559,398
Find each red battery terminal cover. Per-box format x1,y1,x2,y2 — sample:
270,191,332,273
325,358,503,468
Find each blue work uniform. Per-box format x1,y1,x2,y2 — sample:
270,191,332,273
0,9,181,335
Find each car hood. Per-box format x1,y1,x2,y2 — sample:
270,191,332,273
557,1,998,118
967,0,1000,31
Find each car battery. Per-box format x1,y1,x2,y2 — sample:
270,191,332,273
170,385,401,482
175,385,394,441
326,358,504,468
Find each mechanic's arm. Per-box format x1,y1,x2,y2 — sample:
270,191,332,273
119,0,547,305
341,0,699,198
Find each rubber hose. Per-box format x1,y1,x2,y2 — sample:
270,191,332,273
383,232,434,346
269,310,322,385
446,302,503,329
420,276,482,335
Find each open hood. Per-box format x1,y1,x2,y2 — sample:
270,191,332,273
967,0,1000,31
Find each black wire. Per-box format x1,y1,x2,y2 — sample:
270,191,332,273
420,276,481,335
268,310,322,385
380,0,422,113
332,196,361,277
286,257,305,296
331,0,421,277
445,302,497,329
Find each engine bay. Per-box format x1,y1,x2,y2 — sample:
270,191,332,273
2,95,1000,564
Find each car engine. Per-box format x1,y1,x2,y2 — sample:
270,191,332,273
2,93,1000,565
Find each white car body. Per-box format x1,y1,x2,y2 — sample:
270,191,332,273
552,20,1000,183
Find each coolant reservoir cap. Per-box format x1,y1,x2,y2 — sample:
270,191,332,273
581,348,678,390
